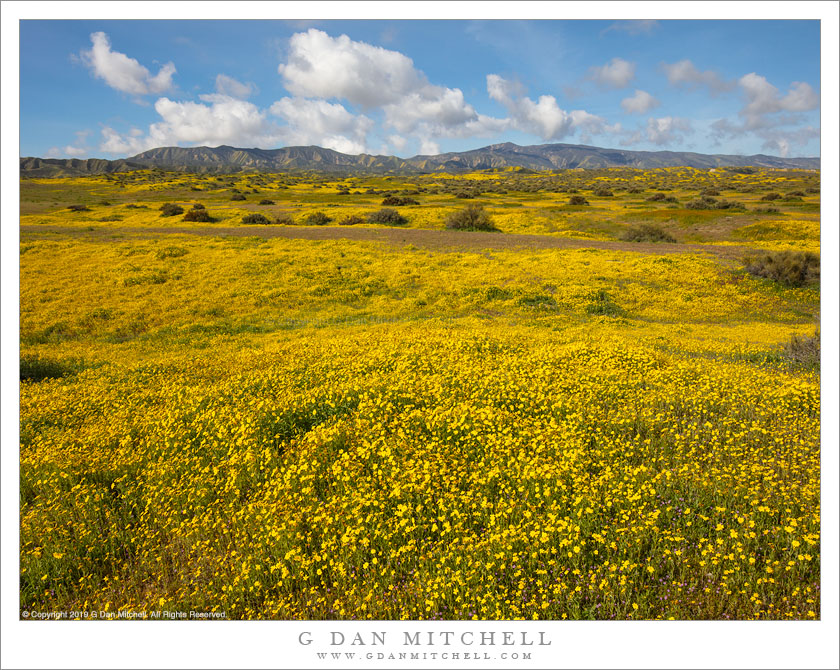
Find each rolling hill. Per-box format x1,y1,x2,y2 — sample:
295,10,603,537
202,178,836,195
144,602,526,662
20,142,820,177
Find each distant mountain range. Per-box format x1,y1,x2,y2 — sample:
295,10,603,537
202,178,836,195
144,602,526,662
19,142,820,177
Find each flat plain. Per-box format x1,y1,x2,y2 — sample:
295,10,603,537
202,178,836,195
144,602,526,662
19,165,820,619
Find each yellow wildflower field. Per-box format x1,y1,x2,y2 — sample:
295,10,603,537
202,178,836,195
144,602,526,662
19,167,820,620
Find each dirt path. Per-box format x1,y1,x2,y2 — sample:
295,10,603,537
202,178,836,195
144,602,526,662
20,224,755,259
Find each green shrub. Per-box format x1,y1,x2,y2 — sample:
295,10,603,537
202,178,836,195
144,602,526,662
783,330,820,370
159,203,184,217
761,192,782,201
241,213,271,225
444,204,496,231
593,187,613,197
568,195,589,206
620,223,677,243
231,194,247,201
303,212,332,226
68,204,90,212
183,208,212,222
273,213,295,225
381,196,419,206
259,199,275,205
338,214,366,226
743,251,820,287
685,197,744,210
367,208,408,226
191,203,205,210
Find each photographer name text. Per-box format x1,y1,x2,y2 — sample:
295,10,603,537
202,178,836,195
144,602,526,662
299,631,551,647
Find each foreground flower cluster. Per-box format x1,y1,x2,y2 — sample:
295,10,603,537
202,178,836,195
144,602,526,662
21,325,819,619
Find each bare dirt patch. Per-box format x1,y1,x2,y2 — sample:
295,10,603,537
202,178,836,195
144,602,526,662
20,224,756,260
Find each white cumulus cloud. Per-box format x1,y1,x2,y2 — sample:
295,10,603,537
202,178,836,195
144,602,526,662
270,98,373,154
738,73,819,126
621,90,660,114
80,32,175,96
644,116,693,145
387,135,408,152
215,74,256,99
278,29,507,144
662,60,733,95
419,139,441,155
709,74,820,156
588,58,635,89
97,93,377,156
99,95,285,155
487,74,615,142
278,29,423,107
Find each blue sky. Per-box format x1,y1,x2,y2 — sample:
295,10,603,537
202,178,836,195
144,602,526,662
19,19,821,159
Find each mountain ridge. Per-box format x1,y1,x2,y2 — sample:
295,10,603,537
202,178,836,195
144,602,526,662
20,142,820,177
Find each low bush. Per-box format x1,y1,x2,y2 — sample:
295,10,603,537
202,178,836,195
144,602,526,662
743,250,820,287
191,203,205,210
685,197,744,210
68,204,90,212
568,195,589,206
159,203,184,217
381,195,419,206
444,204,496,231
231,194,247,201
303,212,332,226
367,208,408,226
783,330,820,370
259,199,275,205
592,187,613,197
761,192,782,201
338,214,366,226
273,213,295,225
241,213,271,225
620,223,677,243
183,208,212,222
